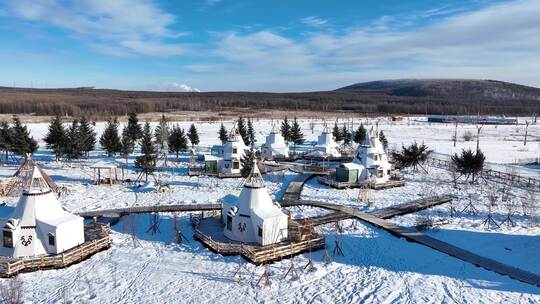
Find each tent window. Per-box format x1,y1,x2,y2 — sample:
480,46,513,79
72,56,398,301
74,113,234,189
226,216,232,231
233,161,240,169
233,148,238,154
258,227,263,237
3,230,13,248
48,233,55,246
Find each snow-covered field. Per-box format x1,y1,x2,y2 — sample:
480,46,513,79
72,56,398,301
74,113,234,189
0,117,539,303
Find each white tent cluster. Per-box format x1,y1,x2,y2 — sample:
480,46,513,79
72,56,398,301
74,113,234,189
339,128,392,184
308,126,341,157
1,165,84,258
221,160,288,245
261,124,289,159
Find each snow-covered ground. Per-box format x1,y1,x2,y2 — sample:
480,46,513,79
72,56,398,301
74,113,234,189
0,117,538,303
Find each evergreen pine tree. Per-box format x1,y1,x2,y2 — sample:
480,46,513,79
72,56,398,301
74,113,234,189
451,148,485,182
168,124,188,160
78,116,96,157
240,148,256,178
247,118,256,147
99,118,121,156
379,131,388,151
332,121,343,142
391,142,432,172
126,112,142,143
119,126,135,166
342,124,352,146
187,123,200,148
134,122,156,182
354,124,366,144
0,121,13,161
44,115,67,161
10,116,38,156
281,117,291,143
218,123,228,144
290,117,304,153
154,114,169,152
237,117,249,145
65,120,83,159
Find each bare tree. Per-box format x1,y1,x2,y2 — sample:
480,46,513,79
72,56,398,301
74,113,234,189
523,120,530,146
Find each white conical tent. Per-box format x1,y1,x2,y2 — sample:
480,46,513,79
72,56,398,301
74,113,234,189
261,124,289,158
350,128,392,184
311,126,341,157
222,160,288,245
1,166,84,258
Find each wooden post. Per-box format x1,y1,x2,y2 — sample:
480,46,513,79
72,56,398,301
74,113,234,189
524,121,530,146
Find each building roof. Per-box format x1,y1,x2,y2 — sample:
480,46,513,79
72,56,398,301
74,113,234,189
90,159,119,169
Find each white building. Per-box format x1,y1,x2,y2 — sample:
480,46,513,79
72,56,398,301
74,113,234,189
310,126,341,157
1,167,85,258
261,125,289,159
337,128,392,184
218,126,248,174
222,161,288,245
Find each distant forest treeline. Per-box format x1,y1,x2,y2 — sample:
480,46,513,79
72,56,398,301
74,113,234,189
0,87,538,117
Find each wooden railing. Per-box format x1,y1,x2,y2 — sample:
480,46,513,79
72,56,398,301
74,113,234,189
426,158,540,189
0,224,112,277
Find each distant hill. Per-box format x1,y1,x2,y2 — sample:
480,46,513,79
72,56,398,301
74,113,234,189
337,79,540,101
0,79,538,118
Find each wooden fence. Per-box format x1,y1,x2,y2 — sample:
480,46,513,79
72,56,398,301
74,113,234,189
192,216,325,264
0,224,112,277
426,158,540,189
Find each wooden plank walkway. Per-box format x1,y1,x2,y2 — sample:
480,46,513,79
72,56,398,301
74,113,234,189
318,177,406,190
371,195,454,219
280,174,540,287
283,199,540,287
282,174,316,202
77,203,221,218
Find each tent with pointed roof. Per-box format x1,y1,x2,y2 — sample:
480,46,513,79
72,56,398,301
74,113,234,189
338,128,392,184
0,165,84,258
261,124,289,159
7,154,58,197
309,126,341,157
221,160,288,245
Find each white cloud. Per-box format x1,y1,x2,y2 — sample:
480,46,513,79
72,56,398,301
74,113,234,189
148,82,201,92
301,16,328,27
204,0,540,91
7,0,189,57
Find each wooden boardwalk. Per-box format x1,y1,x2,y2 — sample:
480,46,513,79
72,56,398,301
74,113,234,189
280,175,540,287
318,177,406,190
287,199,540,287
77,203,221,218
371,195,454,219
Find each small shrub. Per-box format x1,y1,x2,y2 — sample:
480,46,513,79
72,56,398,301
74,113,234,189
415,216,434,231
462,130,474,141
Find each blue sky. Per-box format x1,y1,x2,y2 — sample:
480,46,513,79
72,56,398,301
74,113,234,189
0,0,539,92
